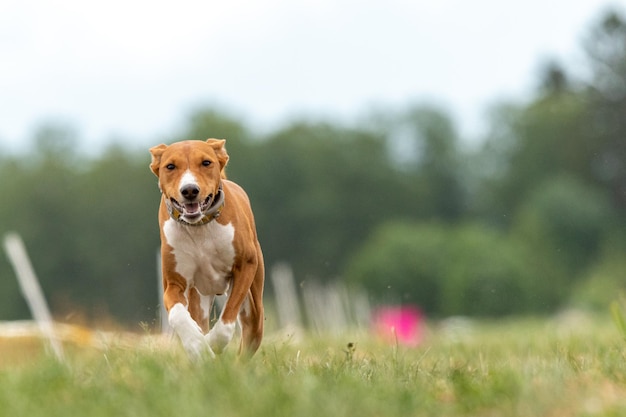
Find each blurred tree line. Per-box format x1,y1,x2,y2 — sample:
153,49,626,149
1,9,626,324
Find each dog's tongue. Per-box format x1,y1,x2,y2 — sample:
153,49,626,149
184,203,200,215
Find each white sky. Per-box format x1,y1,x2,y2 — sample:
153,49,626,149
1,0,624,153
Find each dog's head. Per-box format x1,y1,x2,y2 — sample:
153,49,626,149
150,139,229,224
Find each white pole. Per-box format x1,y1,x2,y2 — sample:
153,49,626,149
270,263,302,329
3,233,64,361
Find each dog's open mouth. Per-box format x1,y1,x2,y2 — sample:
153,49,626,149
170,195,213,219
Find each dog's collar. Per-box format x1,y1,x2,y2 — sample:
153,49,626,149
165,183,225,226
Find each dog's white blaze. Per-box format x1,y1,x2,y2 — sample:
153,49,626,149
179,169,198,191
168,303,214,358
207,320,236,353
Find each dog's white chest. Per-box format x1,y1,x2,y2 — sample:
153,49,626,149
163,219,236,295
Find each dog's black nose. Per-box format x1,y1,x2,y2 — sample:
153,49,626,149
180,184,200,200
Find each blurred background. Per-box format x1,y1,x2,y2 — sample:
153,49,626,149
1,1,626,329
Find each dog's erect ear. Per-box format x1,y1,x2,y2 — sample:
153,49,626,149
206,139,229,177
149,144,168,177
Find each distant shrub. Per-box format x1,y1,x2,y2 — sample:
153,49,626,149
344,221,559,317
342,222,448,312
511,175,616,276
570,237,626,311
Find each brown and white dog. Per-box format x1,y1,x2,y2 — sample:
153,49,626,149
149,139,264,359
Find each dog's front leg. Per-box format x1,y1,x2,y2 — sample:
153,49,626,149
169,304,215,359
206,318,237,355
164,281,215,359
206,258,258,354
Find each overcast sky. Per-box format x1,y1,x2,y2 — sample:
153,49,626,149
1,0,624,153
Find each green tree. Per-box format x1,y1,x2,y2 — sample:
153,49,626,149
244,121,411,280
583,10,626,209
0,154,31,319
0,124,85,319
570,233,626,311
440,224,548,316
0,129,161,324
70,144,159,322
379,104,467,221
511,175,617,279
478,90,592,222
344,222,553,317
344,222,448,312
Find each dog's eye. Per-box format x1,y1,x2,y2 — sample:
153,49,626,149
166,163,176,170
202,160,211,167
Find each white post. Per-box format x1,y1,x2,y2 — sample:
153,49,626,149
3,233,64,361
270,263,302,329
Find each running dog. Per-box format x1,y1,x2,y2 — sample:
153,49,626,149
150,139,264,358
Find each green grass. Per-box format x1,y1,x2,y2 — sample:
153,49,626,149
1,316,626,416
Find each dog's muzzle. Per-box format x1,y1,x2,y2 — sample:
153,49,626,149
170,194,213,218
165,183,225,226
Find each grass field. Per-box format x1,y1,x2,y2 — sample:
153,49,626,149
0,314,625,416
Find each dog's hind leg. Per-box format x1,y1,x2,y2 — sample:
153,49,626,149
238,252,265,356
238,287,264,356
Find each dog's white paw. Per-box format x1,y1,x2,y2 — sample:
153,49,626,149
182,334,215,360
206,320,236,354
169,303,215,359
